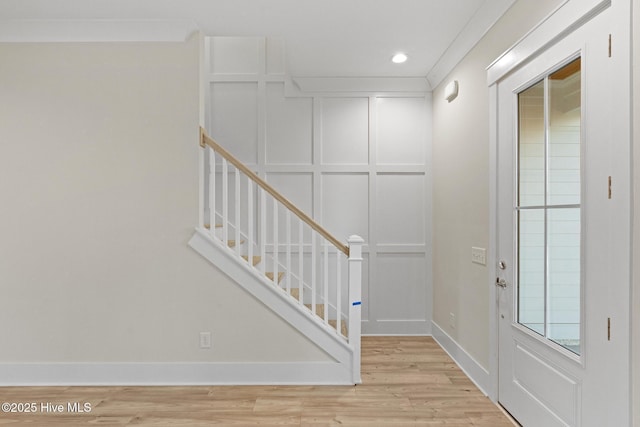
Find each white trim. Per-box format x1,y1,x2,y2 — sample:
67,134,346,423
283,76,426,99
362,320,431,335
292,77,430,93
0,362,351,386
0,19,197,42
431,321,491,396
487,83,499,402
486,0,610,85
427,0,516,88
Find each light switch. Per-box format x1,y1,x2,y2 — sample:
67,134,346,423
471,247,487,266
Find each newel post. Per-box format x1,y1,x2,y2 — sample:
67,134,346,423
348,235,364,384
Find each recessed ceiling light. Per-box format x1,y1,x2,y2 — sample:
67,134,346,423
392,53,408,64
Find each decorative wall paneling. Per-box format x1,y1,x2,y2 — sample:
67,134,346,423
206,37,432,335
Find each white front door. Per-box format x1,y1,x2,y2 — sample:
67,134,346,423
495,4,630,426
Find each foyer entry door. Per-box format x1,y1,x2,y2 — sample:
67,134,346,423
495,5,630,426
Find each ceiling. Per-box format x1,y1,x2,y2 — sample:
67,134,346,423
0,0,515,87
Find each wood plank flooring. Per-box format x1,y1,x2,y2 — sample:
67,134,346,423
0,337,516,426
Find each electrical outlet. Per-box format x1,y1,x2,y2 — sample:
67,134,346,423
449,313,456,329
471,247,487,265
199,332,212,349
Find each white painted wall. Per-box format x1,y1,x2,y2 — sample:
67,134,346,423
206,37,432,335
431,0,564,370
0,35,330,369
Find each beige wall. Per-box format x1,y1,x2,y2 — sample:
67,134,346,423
0,36,328,364
431,0,563,369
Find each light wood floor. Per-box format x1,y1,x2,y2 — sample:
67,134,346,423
0,337,516,426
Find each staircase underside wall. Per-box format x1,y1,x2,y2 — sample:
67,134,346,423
188,228,357,384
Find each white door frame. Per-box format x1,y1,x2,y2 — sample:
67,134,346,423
487,0,631,415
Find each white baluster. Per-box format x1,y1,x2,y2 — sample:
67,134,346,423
222,158,229,246
198,144,205,229
260,189,266,274
298,219,304,304
323,243,329,324
208,147,216,237
235,168,241,256
286,210,291,295
311,232,316,317
348,235,364,384
336,252,342,337
247,179,254,267
272,199,278,286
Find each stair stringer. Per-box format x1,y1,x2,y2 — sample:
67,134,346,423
188,227,356,384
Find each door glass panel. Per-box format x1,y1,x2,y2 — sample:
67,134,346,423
549,59,581,205
517,58,581,355
548,208,581,352
518,80,545,207
518,209,545,335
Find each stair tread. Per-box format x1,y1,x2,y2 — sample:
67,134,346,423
203,223,223,230
242,255,262,266
329,319,349,338
226,239,244,248
300,301,349,337
304,303,326,319
265,271,285,283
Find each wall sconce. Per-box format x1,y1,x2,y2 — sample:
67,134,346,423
444,80,459,102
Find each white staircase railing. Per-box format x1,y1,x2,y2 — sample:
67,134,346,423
198,128,363,383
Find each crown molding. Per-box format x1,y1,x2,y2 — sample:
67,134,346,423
486,0,610,86
0,19,198,42
427,0,516,89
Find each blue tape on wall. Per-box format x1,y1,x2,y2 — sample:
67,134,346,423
352,301,362,306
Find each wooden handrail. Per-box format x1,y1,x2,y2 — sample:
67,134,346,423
200,127,349,256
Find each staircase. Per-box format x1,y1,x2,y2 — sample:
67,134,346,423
188,128,363,384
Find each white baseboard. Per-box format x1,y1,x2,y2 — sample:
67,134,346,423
0,361,353,386
431,321,491,396
362,319,431,335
